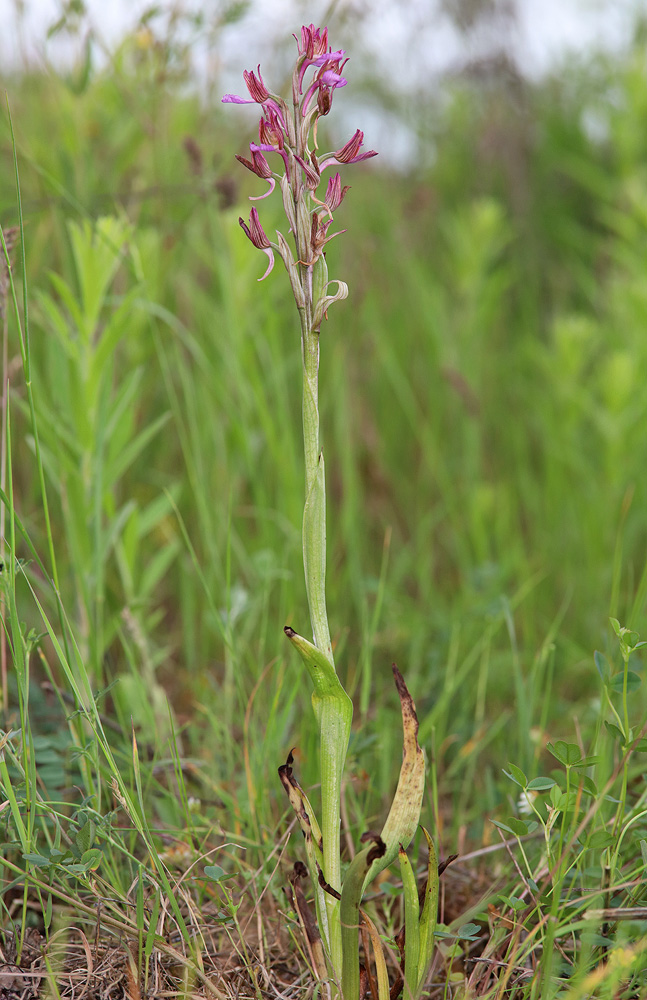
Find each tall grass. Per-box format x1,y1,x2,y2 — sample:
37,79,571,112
1,16,647,997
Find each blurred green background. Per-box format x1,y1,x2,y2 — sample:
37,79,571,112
2,0,647,851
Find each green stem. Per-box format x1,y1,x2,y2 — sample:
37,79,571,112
299,293,349,979
301,313,333,663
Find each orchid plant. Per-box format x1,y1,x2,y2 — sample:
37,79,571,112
223,26,438,1000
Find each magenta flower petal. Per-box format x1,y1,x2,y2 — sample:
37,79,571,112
243,64,270,103
236,144,274,179
295,155,321,190
297,24,329,58
259,107,286,148
325,173,350,213
336,129,368,162
239,209,276,280
249,178,276,201
257,248,275,280
310,50,346,67
318,129,378,170
239,207,270,248
319,69,347,87
222,94,255,105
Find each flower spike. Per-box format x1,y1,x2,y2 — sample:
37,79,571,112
223,29,377,289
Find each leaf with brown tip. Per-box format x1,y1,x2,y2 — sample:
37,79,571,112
363,666,425,892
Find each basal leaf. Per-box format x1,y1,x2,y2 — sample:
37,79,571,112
363,666,425,892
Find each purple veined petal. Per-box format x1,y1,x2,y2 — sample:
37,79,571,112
236,146,276,199
324,173,351,212
318,149,378,172
235,146,273,179
259,113,285,150
243,64,270,102
294,154,321,190
264,99,288,129
222,94,256,104
239,208,271,248
335,128,364,161
321,129,379,167
296,23,329,59
251,140,290,174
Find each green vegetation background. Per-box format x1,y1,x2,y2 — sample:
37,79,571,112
2,8,647,918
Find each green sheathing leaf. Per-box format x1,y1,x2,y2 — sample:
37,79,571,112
399,845,420,1000
417,828,439,996
340,837,386,1000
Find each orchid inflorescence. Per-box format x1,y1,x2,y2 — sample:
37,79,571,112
223,24,376,312
224,26,437,1000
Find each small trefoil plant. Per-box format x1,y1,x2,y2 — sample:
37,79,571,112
224,26,437,1000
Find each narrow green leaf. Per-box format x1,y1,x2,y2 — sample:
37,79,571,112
283,621,353,959
0,757,28,853
417,829,439,998
283,626,351,708
107,412,171,487
136,866,144,931
399,845,420,1000
341,835,385,1000
360,909,391,1000
640,840,647,869
145,888,162,960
